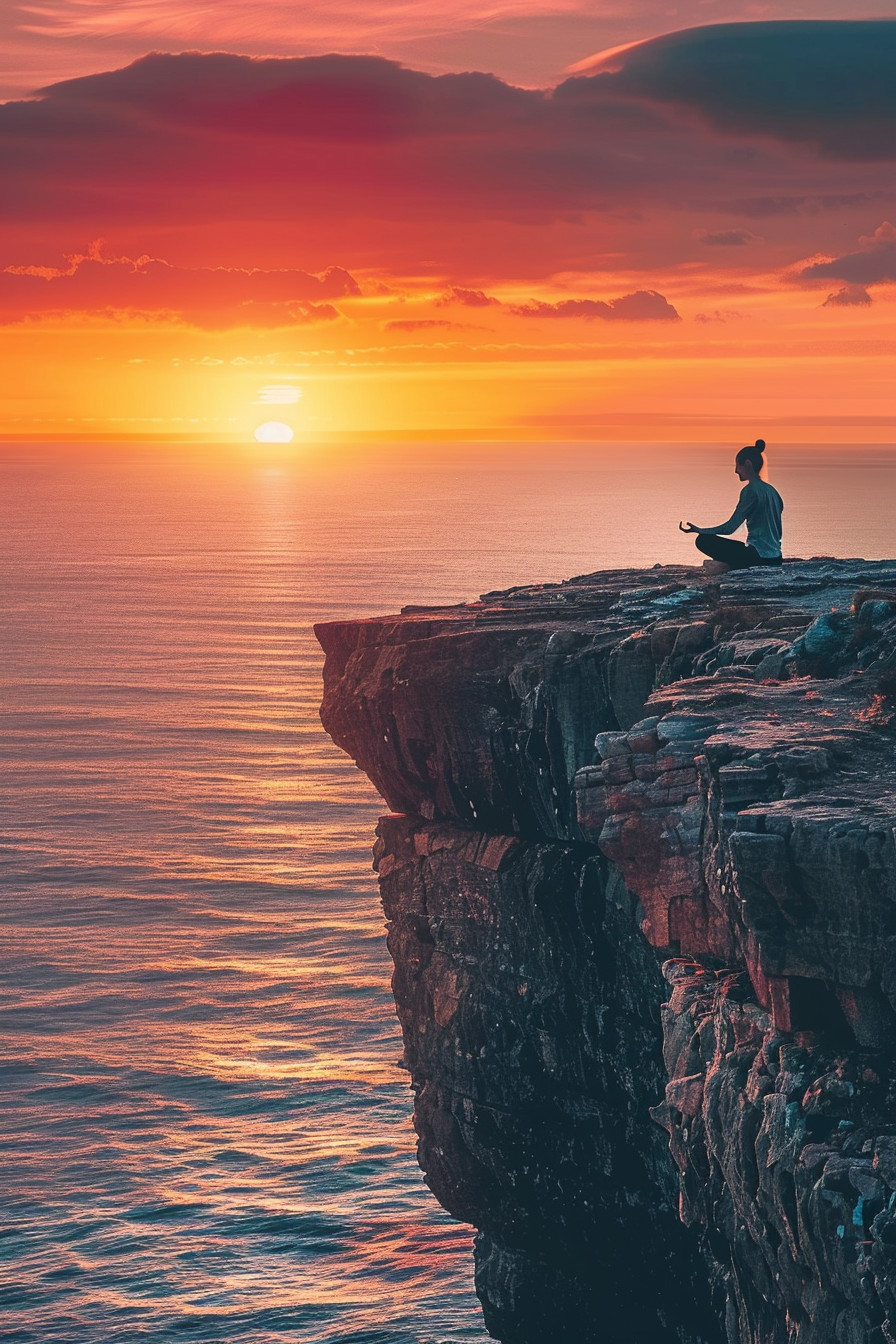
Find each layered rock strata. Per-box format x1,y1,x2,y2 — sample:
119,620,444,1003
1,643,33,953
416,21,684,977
316,559,896,1343
375,814,718,1342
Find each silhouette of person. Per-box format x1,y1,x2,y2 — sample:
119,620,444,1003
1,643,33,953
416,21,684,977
680,439,783,571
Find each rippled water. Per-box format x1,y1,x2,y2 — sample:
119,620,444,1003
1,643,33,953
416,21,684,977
2,441,894,1342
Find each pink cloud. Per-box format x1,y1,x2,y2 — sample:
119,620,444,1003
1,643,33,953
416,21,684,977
435,285,500,308
799,222,896,285
510,290,680,321
1,27,893,282
693,228,762,247
821,284,873,307
382,318,463,331
0,241,358,327
694,309,745,322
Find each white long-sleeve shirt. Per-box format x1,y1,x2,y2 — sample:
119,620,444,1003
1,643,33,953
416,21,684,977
695,479,783,558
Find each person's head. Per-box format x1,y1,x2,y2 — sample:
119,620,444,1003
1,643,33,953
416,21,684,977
735,439,765,481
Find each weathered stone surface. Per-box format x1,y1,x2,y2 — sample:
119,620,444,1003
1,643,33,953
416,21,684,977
575,654,896,1042
316,558,896,1344
376,813,719,1343
655,958,896,1344
318,561,896,839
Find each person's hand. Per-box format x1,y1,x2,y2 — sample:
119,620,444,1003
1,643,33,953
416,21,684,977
679,521,698,534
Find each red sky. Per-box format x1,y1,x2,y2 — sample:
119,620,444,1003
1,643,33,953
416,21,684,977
1,8,894,441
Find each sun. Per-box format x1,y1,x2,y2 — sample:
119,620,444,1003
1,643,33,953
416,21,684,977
254,421,295,443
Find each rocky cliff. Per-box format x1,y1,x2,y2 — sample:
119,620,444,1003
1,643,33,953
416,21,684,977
316,559,896,1344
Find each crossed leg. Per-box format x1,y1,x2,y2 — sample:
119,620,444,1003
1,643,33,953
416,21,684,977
695,534,759,569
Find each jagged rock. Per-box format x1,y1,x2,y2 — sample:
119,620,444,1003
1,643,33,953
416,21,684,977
656,961,896,1344
573,668,896,1044
375,814,719,1343
316,559,896,1344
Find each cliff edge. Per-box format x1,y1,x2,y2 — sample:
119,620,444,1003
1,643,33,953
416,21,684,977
316,559,896,1344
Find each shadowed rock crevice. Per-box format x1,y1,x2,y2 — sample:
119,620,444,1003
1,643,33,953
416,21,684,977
317,559,896,1343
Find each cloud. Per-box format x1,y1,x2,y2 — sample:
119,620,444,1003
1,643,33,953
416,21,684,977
255,384,302,404
822,284,873,307
435,285,500,308
568,21,896,161
694,309,744,323
728,192,891,218
30,52,540,142
509,290,680,321
6,0,891,104
0,0,626,100
382,318,463,331
234,301,342,327
0,241,357,327
798,222,896,285
693,228,762,247
1,28,894,282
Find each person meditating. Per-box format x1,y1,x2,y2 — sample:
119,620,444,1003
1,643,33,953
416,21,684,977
680,439,783,572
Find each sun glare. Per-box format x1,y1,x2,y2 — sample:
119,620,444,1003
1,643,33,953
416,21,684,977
254,421,295,443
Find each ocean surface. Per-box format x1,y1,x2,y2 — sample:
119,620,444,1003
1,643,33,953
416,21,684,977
2,441,895,1343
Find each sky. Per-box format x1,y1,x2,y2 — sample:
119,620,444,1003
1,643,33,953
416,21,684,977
1,4,895,441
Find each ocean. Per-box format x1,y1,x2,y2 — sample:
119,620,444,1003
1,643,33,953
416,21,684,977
2,441,895,1343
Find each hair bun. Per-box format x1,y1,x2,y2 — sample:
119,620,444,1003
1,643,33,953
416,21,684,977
755,438,766,451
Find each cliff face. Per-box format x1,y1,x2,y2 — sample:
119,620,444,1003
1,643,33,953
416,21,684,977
316,560,896,1344
375,814,718,1342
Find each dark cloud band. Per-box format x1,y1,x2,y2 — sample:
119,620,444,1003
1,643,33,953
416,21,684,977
565,21,896,162
1,23,893,282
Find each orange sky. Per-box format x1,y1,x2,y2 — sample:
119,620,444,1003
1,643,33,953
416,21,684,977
1,17,894,442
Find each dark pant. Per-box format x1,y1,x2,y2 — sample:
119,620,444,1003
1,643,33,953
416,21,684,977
695,534,782,569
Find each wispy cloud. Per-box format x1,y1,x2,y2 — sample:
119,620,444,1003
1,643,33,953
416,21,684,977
1,242,358,328
382,317,463,331
254,384,303,403
693,228,762,247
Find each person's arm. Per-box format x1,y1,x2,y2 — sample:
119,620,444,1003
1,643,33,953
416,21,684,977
684,486,751,535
